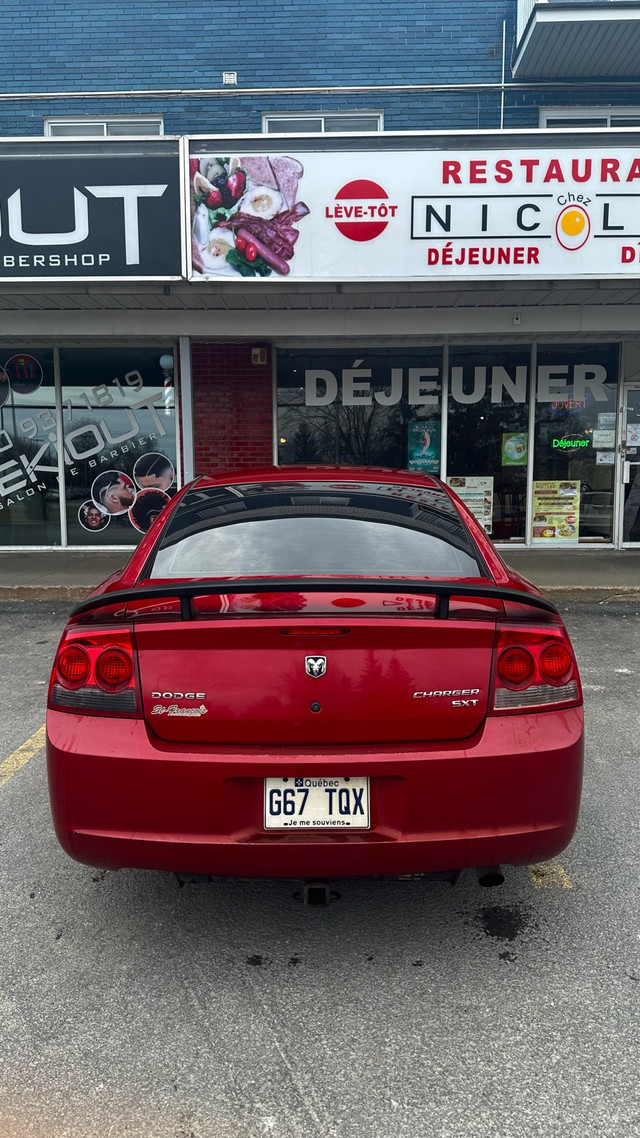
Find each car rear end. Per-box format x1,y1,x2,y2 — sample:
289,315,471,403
46,471,583,879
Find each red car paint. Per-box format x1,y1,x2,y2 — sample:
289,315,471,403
46,468,583,879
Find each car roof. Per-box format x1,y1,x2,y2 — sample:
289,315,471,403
193,465,444,492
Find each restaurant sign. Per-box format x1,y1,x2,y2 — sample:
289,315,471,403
189,145,640,282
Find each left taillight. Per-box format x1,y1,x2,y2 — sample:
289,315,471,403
48,628,140,717
491,625,582,713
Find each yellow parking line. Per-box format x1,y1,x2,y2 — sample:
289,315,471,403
0,725,46,790
528,861,573,890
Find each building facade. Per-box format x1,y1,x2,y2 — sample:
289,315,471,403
1,1,640,551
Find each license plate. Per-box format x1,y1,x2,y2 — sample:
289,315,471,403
264,776,370,830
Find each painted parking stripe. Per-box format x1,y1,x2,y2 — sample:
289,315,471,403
0,725,46,790
528,861,573,890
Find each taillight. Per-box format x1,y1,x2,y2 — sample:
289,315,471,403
95,648,134,690
539,642,573,683
496,647,535,688
48,628,140,717
492,625,581,712
56,645,91,687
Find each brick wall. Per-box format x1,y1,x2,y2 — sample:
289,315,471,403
1,1,512,94
0,0,599,136
191,343,273,474
0,2,633,143
0,2,628,137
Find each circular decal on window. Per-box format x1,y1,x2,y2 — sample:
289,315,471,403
91,470,136,516
133,452,175,491
128,488,170,532
4,354,44,395
78,500,111,532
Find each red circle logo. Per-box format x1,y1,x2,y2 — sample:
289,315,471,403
332,179,395,242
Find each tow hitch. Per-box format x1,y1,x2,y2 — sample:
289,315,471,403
300,881,340,906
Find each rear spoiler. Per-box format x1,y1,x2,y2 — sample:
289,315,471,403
71,579,558,621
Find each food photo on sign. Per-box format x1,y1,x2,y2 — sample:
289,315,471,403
190,154,310,278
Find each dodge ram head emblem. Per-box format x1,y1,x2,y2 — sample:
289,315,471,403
305,656,327,678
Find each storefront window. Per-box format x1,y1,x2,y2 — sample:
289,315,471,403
447,347,530,541
0,350,61,546
277,348,443,471
60,347,179,546
533,345,618,544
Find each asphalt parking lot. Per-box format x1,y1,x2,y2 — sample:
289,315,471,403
0,599,638,1138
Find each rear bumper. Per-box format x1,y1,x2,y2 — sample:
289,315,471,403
46,708,583,877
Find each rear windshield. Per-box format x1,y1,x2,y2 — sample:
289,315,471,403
148,480,482,579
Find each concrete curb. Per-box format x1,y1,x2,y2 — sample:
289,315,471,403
0,586,94,602
545,588,640,603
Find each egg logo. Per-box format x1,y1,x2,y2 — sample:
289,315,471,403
555,204,591,251
329,179,398,242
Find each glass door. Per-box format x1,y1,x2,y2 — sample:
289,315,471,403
621,386,640,545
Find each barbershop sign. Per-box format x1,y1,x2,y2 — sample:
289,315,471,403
0,152,182,279
190,143,640,282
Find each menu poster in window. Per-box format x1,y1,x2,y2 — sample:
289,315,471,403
532,481,580,543
592,429,615,449
502,432,528,466
407,420,440,473
447,476,493,532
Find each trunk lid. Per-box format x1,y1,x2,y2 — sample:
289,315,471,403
135,595,498,744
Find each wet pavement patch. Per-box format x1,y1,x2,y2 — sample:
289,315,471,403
478,904,531,942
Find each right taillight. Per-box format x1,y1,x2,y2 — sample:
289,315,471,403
538,642,573,683
48,628,140,717
492,625,581,712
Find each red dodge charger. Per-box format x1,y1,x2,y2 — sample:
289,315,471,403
47,468,583,886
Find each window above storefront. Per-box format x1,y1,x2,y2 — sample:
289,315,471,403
540,107,640,128
44,116,164,137
262,112,383,133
